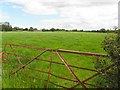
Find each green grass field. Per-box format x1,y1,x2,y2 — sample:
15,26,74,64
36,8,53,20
2,32,109,88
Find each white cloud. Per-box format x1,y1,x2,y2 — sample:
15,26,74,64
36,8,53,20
6,0,58,15
3,0,119,29
22,1,57,15
39,3,118,30
6,0,119,15
12,5,22,9
0,11,10,21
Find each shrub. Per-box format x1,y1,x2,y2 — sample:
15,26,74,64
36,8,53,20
94,30,120,88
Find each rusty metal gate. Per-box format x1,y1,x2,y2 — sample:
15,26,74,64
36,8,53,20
2,44,116,89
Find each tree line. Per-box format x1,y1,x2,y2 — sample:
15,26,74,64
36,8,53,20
0,22,119,33
0,22,38,32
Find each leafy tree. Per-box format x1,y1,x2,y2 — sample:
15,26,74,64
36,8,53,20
72,29,78,32
23,28,28,31
50,28,55,32
34,28,38,31
13,27,24,31
29,27,34,31
100,28,106,33
80,30,83,32
2,23,12,31
42,28,47,32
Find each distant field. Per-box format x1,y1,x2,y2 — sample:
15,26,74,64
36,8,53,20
2,32,108,88
2,32,107,53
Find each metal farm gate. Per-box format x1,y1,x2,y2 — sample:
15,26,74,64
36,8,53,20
2,44,116,89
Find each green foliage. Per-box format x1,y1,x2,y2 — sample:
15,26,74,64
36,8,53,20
1,24,12,32
100,28,106,33
29,27,34,31
103,31,120,62
95,30,120,88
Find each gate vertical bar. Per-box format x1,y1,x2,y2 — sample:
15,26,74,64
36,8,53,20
46,50,53,89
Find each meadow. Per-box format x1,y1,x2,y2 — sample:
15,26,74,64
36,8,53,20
2,32,108,88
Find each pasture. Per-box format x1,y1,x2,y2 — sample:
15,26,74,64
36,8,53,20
2,32,108,88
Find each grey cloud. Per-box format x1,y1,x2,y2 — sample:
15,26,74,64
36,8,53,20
43,2,68,8
42,0,118,10
89,1,116,6
4,0,119,9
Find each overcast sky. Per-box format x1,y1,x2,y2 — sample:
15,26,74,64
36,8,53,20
0,0,119,30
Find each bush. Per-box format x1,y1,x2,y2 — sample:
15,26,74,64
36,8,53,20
94,30,120,88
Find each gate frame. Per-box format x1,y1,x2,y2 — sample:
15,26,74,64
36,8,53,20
2,44,116,89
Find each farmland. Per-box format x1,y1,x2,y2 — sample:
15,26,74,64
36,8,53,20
2,32,107,53
2,32,108,88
